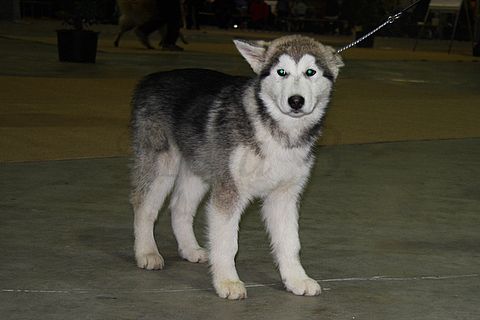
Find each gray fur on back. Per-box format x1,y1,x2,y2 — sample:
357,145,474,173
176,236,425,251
131,69,257,183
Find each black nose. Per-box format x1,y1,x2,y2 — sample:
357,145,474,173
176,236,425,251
288,95,305,110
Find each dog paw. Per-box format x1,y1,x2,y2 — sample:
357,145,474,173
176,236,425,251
179,247,208,263
284,277,321,296
136,252,165,270
214,280,247,300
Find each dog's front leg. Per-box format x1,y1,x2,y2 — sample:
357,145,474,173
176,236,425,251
262,184,321,296
207,182,247,300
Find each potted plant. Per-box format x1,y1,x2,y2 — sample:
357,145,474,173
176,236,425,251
56,0,100,63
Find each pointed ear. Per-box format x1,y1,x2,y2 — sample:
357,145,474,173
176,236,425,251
324,45,344,80
332,52,345,69
326,45,344,68
233,39,268,74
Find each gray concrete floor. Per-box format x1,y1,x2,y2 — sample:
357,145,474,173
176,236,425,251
1,140,479,319
1,20,479,319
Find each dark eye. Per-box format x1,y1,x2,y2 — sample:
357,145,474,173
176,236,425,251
306,69,316,77
277,69,287,77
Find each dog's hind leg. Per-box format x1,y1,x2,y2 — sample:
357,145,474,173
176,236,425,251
131,148,180,270
170,161,209,263
114,15,135,47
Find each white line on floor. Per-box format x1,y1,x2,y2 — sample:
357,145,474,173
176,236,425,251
319,274,479,282
1,274,477,295
390,78,429,83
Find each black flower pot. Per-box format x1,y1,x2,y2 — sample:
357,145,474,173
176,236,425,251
56,29,99,63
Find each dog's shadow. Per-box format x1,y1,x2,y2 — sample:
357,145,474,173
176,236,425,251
75,222,184,264
76,223,283,292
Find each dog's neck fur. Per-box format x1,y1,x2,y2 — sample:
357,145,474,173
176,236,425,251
242,82,323,153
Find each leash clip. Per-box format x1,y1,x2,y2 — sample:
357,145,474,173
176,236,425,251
387,12,402,24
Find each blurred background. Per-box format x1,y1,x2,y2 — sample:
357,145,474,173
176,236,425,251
0,0,477,39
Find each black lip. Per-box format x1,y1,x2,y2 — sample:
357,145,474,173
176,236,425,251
287,110,308,118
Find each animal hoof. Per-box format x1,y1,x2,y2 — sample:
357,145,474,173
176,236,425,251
214,280,247,300
180,247,208,263
136,252,165,270
284,277,321,296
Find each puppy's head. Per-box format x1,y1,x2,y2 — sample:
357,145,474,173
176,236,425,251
234,35,343,119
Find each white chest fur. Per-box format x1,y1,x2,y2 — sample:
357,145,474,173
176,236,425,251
229,140,312,199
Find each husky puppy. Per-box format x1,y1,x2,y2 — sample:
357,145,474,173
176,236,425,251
130,35,343,299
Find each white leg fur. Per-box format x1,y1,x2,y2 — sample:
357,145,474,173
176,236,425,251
170,161,209,263
134,151,180,270
208,196,247,300
262,184,321,296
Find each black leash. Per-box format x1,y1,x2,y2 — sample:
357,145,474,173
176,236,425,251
336,0,426,54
